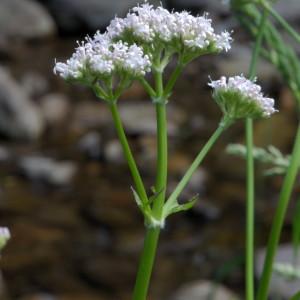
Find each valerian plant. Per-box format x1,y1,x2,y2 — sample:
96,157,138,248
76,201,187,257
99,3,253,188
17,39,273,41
54,2,276,300
230,0,300,299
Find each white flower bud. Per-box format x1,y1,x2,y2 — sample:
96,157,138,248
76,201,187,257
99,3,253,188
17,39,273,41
209,75,277,119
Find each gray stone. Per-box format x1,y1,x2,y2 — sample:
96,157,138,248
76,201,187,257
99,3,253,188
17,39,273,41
0,146,11,162
0,0,56,39
20,293,57,300
21,72,49,98
0,68,44,140
39,94,70,125
217,44,278,82
19,156,77,186
256,244,300,299
104,139,124,164
119,102,186,136
41,0,160,32
77,131,102,159
71,102,111,133
170,280,239,300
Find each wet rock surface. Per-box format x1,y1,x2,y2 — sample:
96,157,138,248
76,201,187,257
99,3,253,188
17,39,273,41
256,244,300,299
39,0,160,32
170,280,239,300
0,68,45,140
0,0,56,40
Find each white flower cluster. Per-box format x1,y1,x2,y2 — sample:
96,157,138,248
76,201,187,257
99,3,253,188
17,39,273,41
209,75,277,117
54,33,151,81
107,3,232,52
54,2,233,93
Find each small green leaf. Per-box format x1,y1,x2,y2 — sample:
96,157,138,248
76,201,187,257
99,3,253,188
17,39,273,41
131,187,155,226
163,195,198,218
131,187,143,208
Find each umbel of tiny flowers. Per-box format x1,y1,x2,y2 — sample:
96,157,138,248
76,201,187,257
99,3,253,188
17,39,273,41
54,35,151,103
53,3,233,231
0,227,10,251
209,75,277,122
107,3,232,76
54,2,232,105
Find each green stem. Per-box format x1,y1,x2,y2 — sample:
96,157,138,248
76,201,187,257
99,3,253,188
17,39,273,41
245,10,268,300
139,77,156,98
152,103,168,218
109,102,148,205
245,118,255,300
256,124,300,300
163,63,184,98
248,10,268,80
132,70,168,300
291,291,300,300
165,119,230,210
132,227,160,300
262,2,300,45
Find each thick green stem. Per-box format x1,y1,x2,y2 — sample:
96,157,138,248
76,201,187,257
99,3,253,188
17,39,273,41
152,70,168,218
262,2,300,45
109,102,148,204
132,228,160,300
256,125,300,300
165,119,229,210
132,70,168,300
152,103,168,218
245,9,268,300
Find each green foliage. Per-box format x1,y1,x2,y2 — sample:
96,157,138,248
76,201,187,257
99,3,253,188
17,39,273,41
226,144,290,175
293,199,300,261
231,0,300,106
273,262,300,280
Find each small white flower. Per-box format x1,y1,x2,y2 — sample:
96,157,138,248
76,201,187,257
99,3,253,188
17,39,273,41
209,75,277,118
54,32,151,82
106,3,232,54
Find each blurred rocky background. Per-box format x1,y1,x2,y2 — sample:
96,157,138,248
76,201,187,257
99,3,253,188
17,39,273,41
0,0,299,299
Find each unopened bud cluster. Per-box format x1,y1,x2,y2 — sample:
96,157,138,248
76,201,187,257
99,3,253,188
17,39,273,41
209,75,277,119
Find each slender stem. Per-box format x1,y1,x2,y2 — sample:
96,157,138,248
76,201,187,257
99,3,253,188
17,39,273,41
262,2,300,45
245,118,255,300
249,10,268,80
109,102,148,204
244,9,268,300
152,103,168,218
256,125,300,300
139,77,156,98
132,227,160,300
163,63,184,98
132,70,168,300
291,291,300,300
165,120,229,209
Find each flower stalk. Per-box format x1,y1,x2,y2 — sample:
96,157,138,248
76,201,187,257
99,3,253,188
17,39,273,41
245,9,268,300
109,102,149,205
256,124,300,300
53,3,279,300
